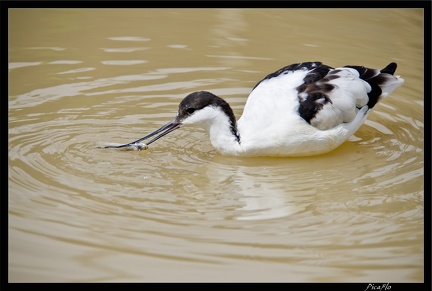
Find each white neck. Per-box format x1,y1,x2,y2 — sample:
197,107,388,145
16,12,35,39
181,106,243,155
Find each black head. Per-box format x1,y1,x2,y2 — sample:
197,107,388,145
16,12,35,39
177,91,234,122
178,91,226,116
177,91,240,142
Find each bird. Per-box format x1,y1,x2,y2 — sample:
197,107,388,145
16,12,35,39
101,61,404,157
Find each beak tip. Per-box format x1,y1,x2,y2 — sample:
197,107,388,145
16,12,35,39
136,143,149,151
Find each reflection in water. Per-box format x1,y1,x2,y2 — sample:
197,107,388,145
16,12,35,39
200,159,308,220
8,9,423,282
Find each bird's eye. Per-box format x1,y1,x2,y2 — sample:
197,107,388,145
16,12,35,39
186,108,196,114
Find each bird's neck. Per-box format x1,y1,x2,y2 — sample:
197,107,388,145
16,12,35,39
196,106,243,155
208,121,242,156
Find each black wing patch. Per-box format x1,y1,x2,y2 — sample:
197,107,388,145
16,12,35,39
344,62,397,108
298,93,333,125
297,64,338,124
252,61,326,91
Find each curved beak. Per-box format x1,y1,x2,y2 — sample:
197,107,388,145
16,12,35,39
102,118,182,149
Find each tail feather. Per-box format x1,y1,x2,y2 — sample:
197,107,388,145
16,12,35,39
345,62,404,108
381,62,398,74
